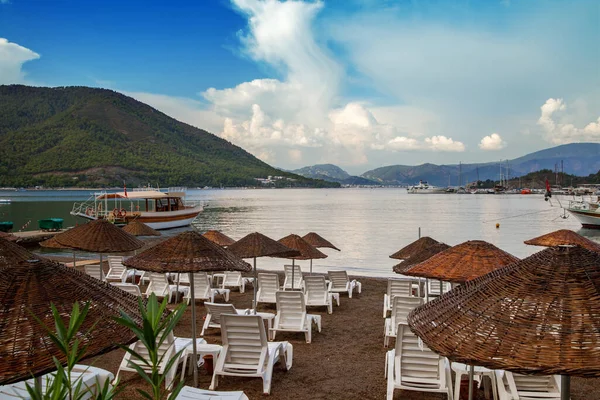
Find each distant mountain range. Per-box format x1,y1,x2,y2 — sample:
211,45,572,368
0,85,338,188
291,164,379,185
293,143,600,186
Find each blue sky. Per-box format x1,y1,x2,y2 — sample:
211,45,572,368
1,0,599,173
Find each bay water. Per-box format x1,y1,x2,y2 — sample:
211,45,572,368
1,188,595,278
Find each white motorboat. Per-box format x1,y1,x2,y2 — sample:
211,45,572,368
407,180,447,194
566,198,600,229
71,187,203,230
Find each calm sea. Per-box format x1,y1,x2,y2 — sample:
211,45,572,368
1,188,596,278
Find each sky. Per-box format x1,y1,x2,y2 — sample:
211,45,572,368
0,0,599,174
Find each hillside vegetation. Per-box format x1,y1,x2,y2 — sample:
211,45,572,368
0,85,338,188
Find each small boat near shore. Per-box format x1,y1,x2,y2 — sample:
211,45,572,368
565,198,600,229
70,187,203,230
407,180,447,194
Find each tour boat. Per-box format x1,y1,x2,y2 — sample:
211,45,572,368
565,198,600,229
70,187,203,230
407,180,447,194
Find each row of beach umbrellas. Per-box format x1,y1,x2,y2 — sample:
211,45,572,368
388,229,600,400
1,219,341,388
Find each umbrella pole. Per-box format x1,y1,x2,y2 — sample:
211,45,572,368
175,273,181,303
468,364,474,400
99,254,104,281
425,278,429,302
189,272,198,387
253,257,257,314
439,280,443,297
72,252,76,268
561,376,570,400
310,259,313,276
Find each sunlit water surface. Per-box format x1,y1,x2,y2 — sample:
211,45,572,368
1,188,595,278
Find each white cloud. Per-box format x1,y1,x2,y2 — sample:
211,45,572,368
0,38,40,84
479,133,507,150
537,98,600,144
425,136,465,152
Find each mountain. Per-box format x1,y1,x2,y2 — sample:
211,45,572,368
292,164,379,185
0,85,338,188
361,143,600,186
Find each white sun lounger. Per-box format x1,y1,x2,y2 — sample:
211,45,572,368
111,282,142,297
282,264,303,290
105,256,128,283
201,302,249,336
0,365,113,400
495,370,562,400
175,386,248,400
270,291,321,343
383,278,420,317
220,271,245,293
210,314,293,395
385,323,453,400
327,270,361,298
384,296,423,347
256,273,279,306
83,264,104,281
145,273,181,303
183,272,230,304
304,275,338,314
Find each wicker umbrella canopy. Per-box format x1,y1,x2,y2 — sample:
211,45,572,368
227,232,300,259
278,234,327,261
0,237,39,267
0,258,143,385
123,231,250,273
408,246,600,378
389,236,441,260
202,230,235,247
122,220,161,237
53,219,143,253
302,232,340,251
39,236,71,249
393,243,450,274
402,240,519,284
0,232,18,243
525,229,600,252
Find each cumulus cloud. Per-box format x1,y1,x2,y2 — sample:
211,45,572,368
537,98,600,144
0,38,40,84
479,133,507,150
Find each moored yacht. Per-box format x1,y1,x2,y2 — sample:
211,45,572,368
407,180,447,194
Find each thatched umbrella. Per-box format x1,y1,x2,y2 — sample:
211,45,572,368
124,231,250,386
122,220,161,237
392,242,450,274
1,237,39,268
525,229,600,252
302,232,339,274
408,246,600,400
202,230,235,247
402,240,519,285
278,234,327,290
0,244,143,385
389,236,441,260
52,219,143,280
227,232,300,313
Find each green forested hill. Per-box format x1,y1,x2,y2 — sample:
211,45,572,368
0,85,337,188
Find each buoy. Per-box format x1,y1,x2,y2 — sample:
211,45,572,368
496,223,500,229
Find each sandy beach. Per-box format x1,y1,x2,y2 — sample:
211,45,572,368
39,258,596,400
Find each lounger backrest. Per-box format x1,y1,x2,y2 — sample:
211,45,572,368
112,283,142,297
283,265,303,288
176,272,190,285
304,276,328,304
257,273,279,302
276,291,307,330
205,302,238,325
427,280,450,295
190,272,212,298
220,314,268,373
327,271,349,290
391,296,423,328
388,279,414,298
223,271,242,286
107,256,124,268
84,264,103,281
146,273,170,297
396,324,442,385
506,372,561,398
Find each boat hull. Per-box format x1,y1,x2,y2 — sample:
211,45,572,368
72,206,203,230
567,209,600,229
